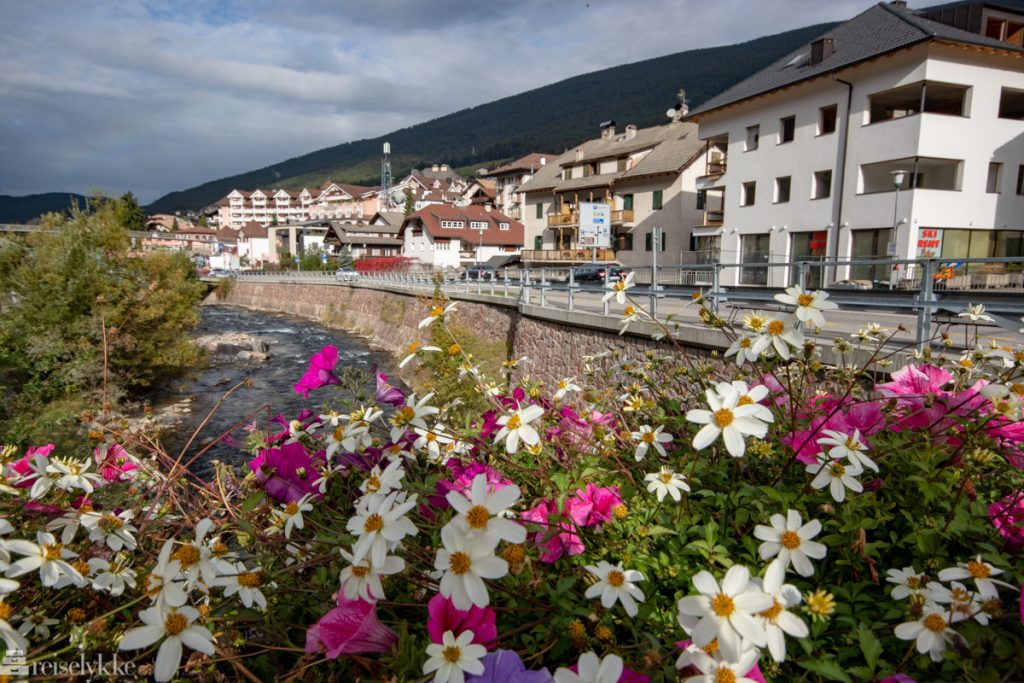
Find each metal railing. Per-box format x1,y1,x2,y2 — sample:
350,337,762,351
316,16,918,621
229,256,1024,350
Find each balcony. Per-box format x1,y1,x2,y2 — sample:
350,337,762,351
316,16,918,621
546,210,634,228
521,248,617,262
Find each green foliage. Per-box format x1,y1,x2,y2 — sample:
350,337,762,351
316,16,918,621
298,245,329,271
146,23,837,213
403,189,415,216
0,199,204,445
336,248,354,270
114,191,146,231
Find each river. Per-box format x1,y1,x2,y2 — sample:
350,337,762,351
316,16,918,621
151,305,399,473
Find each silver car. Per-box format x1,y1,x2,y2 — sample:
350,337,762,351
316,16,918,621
335,267,360,282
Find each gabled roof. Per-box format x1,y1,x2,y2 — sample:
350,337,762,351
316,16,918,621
688,1,1024,119
400,204,524,246
516,151,571,194
488,153,555,177
369,211,406,227
239,222,268,238
619,126,706,181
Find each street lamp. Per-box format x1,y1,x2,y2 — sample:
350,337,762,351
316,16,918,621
888,169,909,289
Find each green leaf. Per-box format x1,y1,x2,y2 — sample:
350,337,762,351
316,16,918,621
798,659,852,683
646,525,677,537
241,491,265,514
857,623,883,672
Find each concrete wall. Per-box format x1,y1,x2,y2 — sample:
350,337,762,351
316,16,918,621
210,281,725,389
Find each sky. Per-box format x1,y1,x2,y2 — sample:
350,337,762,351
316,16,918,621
0,0,874,204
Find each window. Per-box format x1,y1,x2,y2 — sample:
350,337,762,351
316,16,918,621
696,189,707,210
745,125,760,151
819,104,838,135
499,222,509,230
774,176,792,203
868,81,969,123
652,190,663,210
998,88,1024,119
988,163,1003,194
470,221,487,229
535,202,543,219
1018,165,1024,196
985,17,1024,46
740,234,771,285
584,162,598,177
644,231,666,251
534,235,543,249
779,116,795,144
622,194,634,211
617,157,628,172
563,168,573,180
813,170,832,199
741,181,756,206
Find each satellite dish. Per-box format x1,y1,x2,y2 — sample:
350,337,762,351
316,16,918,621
391,189,406,205
666,107,678,119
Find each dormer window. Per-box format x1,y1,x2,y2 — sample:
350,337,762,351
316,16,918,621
499,222,509,231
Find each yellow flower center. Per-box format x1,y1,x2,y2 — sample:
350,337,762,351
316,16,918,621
164,612,188,636
797,293,814,307
43,543,63,561
72,559,90,575
0,602,11,620
906,576,922,589
465,505,490,530
703,638,719,655
1011,383,1024,396
951,587,971,603
430,306,444,318
426,432,437,443
806,590,835,616
659,472,674,484
767,320,785,336
713,408,734,428
443,645,461,663
285,502,299,516
237,572,263,588
607,570,625,587
711,593,735,617
558,380,568,389
614,281,626,292
737,395,753,406
967,561,991,578
760,600,784,621
406,341,421,353
449,552,471,575
642,431,655,443
829,462,845,477
506,415,522,430
363,514,384,533
397,406,415,423
624,305,636,317
739,337,751,348
613,504,628,519
716,668,737,683
448,344,461,355
333,426,347,441
172,545,199,568
212,541,229,555
350,566,369,578
923,613,946,633
365,476,381,492
99,514,124,531
780,530,802,549
960,358,974,369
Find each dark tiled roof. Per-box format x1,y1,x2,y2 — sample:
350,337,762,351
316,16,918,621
488,153,556,176
687,2,1024,119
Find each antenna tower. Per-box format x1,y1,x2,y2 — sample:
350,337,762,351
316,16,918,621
381,141,394,210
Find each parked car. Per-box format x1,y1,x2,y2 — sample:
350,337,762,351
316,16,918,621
462,264,496,281
335,267,360,282
209,268,236,278
570,263,628,283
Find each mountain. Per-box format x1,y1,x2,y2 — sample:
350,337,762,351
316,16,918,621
0,193,91,224
148,22,838,214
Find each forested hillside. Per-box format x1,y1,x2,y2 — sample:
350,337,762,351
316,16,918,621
0,193,90,223
147,22,835,213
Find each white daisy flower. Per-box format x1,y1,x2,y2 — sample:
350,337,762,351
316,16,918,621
583,560,645,617
338,547,404,602
359,459,406,496
553,377,581,401
170,517,221,591
750,316,805,360
49,457,103,495
773,285,837,329
399,340,442,368
716,380,773,422
434,525,507,610
494,404,544,454
347,490,418,567
83,510,138,552
446,473,526,545
272,494,314,540
554,652,625,683
680,647,761,683
619,304,645,335
644,467,690,502
676,564,772,662
18,611,58,640
423,629,486,683
88,557,137,597
937,555,1014,600
806,455,864,503
142,539,188,609
753,509,827,577
26,454,60,500
413,425,456,463
0,596,27,653
886,566,928,600
927,580,985,624
418,302,458,329
817,429,877,472
894,604,959,663
6,531,83,588
216,562,271,610
631,424,673,461
686,385,772,458
602,271,636,305
754,559,808,662
119,604,215,683
958,304,993,323
725,333,760,366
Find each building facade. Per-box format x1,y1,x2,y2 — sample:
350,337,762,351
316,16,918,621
399,204,524,269
686,0,1024,286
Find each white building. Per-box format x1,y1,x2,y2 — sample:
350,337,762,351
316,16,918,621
399,204,524,269
484,153,554,220
685,0,1024,286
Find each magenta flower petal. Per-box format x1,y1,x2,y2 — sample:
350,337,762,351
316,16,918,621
374,367,405,407
294,345,342,397
306,598,397,657
466,650,553,682
427,594,497,649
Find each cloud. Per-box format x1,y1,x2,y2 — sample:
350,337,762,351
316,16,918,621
0,0,873,203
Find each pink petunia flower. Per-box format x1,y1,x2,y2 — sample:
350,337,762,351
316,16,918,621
521,499,585,563
250,442,324,503
571,483,623,527
427,594,497,650
305,597,398,658
7,444,55,486
94,443,139,482
989,494,1024,551
293,345,342,397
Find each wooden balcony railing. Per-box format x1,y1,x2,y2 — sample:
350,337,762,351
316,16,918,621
521,248,618,262
546,210,634,228
702,210,724,226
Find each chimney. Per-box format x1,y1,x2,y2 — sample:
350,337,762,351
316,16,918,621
575,148,585,162
432,164,439,172
441,164,449,172
809,37,835,66
540,157,546,165
600,120,616,139
625,124,637,139
484,203,492,212
890,0,907,7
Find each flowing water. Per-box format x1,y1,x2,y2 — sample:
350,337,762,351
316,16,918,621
150,305,398,472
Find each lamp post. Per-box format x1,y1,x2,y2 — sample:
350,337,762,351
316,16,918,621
888,169,909,289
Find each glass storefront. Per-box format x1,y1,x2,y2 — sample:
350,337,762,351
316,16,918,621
740,233,771,285
850,228,892,283
789,231,828,287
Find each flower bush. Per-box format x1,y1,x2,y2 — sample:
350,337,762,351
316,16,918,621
0,285,1023,682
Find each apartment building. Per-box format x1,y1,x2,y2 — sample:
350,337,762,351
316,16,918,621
399,204,524,269
686,0,1024,286
516,121,706,268
484,153,555,220
216,181,377,229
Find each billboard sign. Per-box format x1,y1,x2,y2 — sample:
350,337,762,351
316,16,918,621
578,202,611,248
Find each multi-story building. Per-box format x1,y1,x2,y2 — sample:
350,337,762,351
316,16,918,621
484,153,555,220
685,0,1024,286
216,181,378,229
399,204,524,269
516,121,706,268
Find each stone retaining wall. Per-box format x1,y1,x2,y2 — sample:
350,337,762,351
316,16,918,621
208,282,721,388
